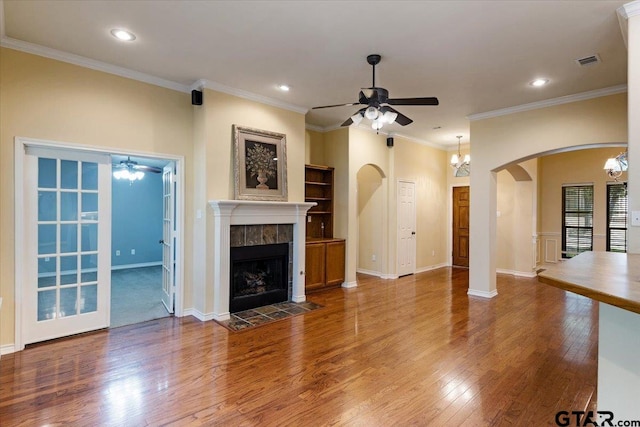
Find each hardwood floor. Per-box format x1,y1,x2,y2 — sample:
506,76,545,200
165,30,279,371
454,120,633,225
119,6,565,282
0,268,598,426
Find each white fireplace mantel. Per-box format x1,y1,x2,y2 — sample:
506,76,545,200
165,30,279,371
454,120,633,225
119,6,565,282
208,200,315,321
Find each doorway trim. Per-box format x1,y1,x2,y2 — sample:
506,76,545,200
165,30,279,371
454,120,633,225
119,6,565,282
14,136,186,352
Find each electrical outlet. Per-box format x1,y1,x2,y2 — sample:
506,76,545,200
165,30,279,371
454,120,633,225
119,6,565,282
372,254,376,262
632,211,640,227
115,250,120,256
308,216,312,223
131,249,135,255
432,250,435,256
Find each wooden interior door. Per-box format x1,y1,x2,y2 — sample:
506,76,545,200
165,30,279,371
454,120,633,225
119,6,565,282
452,186,470,267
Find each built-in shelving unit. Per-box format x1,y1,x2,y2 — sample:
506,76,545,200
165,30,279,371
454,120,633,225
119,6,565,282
304,164,345,291
304,164,334,239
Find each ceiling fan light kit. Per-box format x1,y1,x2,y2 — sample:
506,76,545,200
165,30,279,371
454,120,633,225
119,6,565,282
312,54,439,134
113,156,162,184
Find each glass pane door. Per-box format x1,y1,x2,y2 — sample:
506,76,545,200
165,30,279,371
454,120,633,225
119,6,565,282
25,148,111,344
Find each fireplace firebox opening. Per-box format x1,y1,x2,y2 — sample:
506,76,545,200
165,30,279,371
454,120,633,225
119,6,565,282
229,242,289,313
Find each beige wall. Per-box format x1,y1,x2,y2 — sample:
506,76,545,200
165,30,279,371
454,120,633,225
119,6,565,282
347,128,391,283
538,147,627,262
469,93,628,295
193,89,306,315
0,47,306,348
357,165,385,273
394,137,448,270
495,159,537,275
0,47,194,347
305,129,325,165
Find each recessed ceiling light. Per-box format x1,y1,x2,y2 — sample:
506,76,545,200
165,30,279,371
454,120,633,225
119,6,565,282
278,84,290,92
110,29,136,42
530,78,549,87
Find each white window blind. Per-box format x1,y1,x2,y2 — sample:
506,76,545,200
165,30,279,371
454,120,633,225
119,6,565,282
562,185,593,258
606,183,627,253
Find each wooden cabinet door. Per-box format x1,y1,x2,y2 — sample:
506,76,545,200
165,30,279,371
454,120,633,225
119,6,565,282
305,243,326,291
325,240,345,286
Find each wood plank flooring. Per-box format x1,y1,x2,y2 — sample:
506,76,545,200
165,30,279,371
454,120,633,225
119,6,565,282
0,268,598,426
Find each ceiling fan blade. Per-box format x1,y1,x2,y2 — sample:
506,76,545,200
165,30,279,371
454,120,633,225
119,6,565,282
134,164,163,173
341,107,366,126
312,102,360,110
358,91,369,104
386,97,439,106
394,111,413,126
341,117,355,126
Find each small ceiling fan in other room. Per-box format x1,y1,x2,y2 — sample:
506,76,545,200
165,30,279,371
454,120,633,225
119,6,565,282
112,156,162,183
312,54,439,131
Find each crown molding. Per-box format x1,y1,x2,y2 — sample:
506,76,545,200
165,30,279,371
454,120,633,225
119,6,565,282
468,84,628,121
391,131,447,150
304,124,324,132
618,1,640,19
0,36,190,93
303,121,447,149
194,79,308,115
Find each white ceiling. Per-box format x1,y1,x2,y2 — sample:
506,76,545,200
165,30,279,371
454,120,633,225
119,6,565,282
0,0,630,147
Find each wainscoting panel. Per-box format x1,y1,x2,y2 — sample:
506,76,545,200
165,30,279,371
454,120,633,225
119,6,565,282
545,239,558,263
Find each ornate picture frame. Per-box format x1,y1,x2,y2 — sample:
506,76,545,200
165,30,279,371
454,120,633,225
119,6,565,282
233,125,288,201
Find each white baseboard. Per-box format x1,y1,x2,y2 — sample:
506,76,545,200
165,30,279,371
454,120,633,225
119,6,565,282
467,289,498,298
381,274,398,279
342,281,357,288
356,268,382,277
292,295,306,303
183,307,216,322
416,263,449,274
1,344,16,355
496,268,537,278
111,261,163,271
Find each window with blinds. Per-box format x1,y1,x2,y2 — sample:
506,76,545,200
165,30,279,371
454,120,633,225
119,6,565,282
562,185,593,258
607,183,627,253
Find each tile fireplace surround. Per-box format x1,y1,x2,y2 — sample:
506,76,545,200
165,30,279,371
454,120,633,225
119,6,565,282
208,200,315,321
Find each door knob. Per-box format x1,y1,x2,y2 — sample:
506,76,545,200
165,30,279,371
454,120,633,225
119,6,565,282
411,231,416,235
159,239,165,244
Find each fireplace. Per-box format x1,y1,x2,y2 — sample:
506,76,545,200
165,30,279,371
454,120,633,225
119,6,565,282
209,200,315,321
230,242,289,312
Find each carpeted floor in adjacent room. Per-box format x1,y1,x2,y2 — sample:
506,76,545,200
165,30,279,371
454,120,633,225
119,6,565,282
111,265,169,328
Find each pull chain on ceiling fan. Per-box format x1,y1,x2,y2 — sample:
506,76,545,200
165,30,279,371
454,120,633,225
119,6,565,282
312,54,439,132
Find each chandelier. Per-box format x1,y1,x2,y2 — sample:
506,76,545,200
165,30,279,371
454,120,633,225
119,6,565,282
450,136,470,172
603,151,628,181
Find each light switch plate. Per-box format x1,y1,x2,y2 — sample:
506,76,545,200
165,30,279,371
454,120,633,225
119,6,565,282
632,211,640,227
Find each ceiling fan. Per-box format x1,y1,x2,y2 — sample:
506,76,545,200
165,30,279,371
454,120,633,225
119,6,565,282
312,54,439,130
113,156,162,182
113,157,162,174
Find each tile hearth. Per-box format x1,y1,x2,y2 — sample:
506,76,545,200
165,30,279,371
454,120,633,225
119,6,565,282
216,301,323,332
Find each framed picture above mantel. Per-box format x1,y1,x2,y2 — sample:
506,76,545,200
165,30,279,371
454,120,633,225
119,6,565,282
233,125,288,201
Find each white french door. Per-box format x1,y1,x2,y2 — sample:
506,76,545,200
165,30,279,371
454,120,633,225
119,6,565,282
161,164,175,313
23,146,111,345
397,180,416,277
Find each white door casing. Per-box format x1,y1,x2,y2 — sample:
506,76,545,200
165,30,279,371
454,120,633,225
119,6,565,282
397,180,416,277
